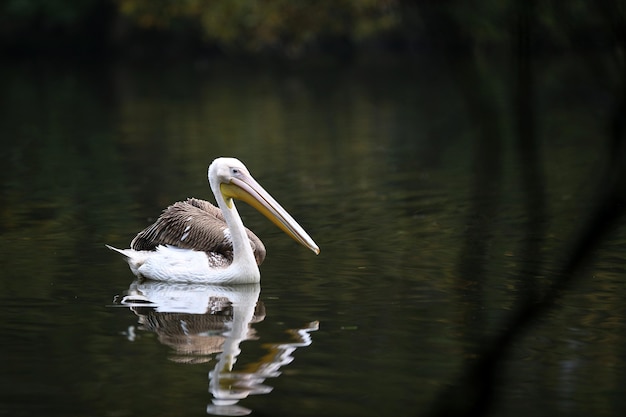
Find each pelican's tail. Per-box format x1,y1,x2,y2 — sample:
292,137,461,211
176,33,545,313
106,244,150,276
105,244,133,258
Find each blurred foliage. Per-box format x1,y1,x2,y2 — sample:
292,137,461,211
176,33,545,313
0,0,113,55
2,0,98,24
115,0,399,54
0,0,622,57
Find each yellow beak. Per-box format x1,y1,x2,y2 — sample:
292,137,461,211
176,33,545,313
220,174,320,255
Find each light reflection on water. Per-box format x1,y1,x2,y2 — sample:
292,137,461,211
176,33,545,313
0,54,625,417
115,281,318,416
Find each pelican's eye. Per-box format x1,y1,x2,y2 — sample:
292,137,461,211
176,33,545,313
231,167,241,176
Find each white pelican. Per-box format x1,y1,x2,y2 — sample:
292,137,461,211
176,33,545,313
107,157,319,284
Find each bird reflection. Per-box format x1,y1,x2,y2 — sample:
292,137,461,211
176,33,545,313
117,280,318,416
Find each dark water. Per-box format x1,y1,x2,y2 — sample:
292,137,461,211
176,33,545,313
1,54,625,417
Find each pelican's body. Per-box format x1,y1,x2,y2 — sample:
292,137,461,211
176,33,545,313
107,157,319,284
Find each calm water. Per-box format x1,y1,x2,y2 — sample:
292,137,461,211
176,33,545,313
1,53,625,417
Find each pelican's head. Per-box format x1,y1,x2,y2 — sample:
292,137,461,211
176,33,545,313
208,157,320,255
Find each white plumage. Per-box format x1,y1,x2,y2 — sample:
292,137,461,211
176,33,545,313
108,157,319,284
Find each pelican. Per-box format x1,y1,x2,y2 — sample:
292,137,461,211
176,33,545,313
107,157,319,284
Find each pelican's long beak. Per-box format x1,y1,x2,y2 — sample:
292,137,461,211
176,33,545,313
220,174,320,255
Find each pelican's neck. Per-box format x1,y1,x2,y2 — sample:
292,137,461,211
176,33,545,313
210,177,259,280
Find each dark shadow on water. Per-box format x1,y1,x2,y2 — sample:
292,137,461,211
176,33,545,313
424,1,626,416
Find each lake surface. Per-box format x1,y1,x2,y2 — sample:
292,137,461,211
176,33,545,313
1,52,624,417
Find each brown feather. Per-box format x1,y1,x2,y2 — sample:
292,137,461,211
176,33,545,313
131,198,266,265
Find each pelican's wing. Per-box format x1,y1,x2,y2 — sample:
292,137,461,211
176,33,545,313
131,198,266,265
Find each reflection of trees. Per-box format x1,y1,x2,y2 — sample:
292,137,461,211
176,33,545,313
0,64,134,293
422,1,626,416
